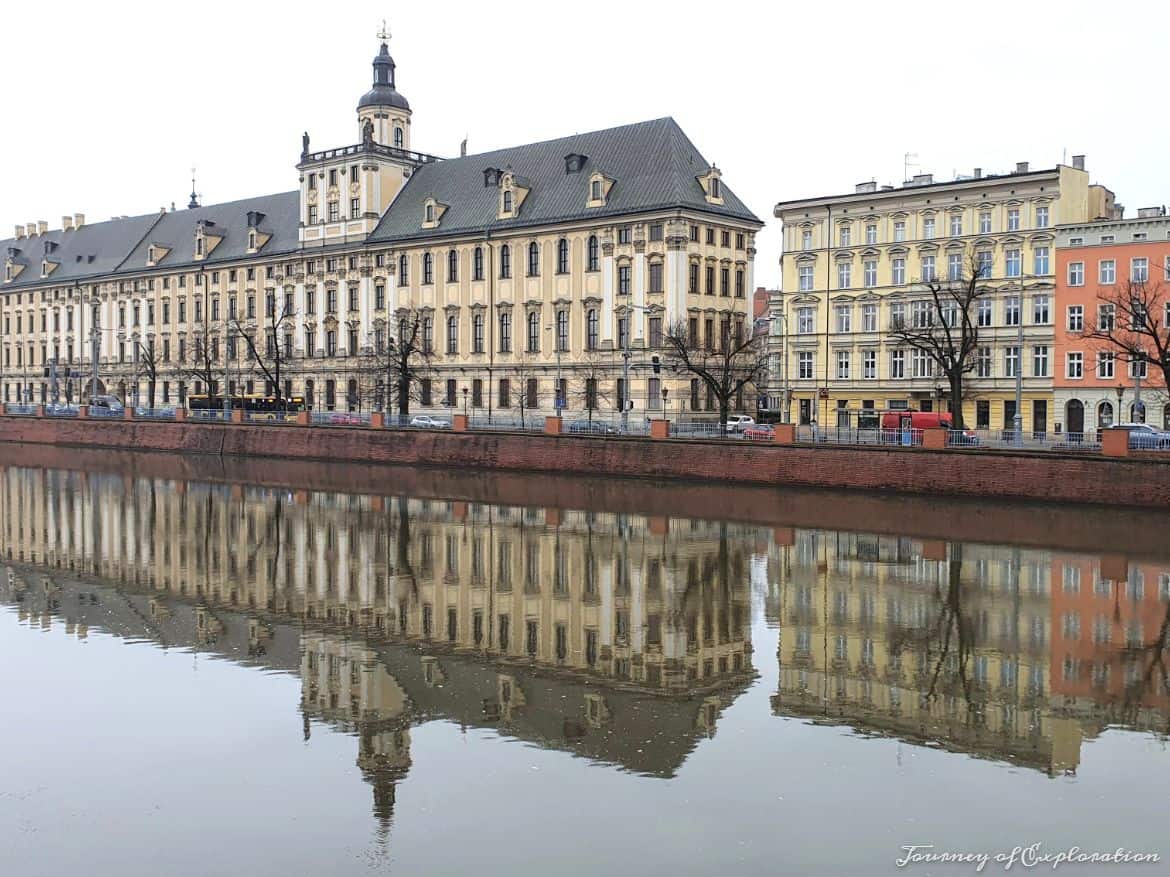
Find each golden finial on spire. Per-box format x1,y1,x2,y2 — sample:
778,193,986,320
377,19,391,42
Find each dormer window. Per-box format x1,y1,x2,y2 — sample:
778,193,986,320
503,191,513,213
483,167,500,188
699,166,724,205
421,197,448,229
195,236,205,258
564,153,588,174
248,230,257,250
586,172,613,208
497,172,529,220
4,263,11,282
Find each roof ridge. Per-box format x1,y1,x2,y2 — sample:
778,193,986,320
451,117,677,167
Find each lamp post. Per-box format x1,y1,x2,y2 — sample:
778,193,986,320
662,387,669,418
545,324,562,413
1115,383,1125,426
1013,284,1024,444
462,386,469,417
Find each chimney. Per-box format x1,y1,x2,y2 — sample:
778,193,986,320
1136,206,1166,218
14,224,24,239
973,168,982,179
62,216,74,231
909,173,933,186
1072,155,1085,171
1015,162,1029,173
74,213,85,229
854,181,877,194
37,220,48,235
26,223,37,237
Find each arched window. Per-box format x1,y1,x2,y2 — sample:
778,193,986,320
393,127,404,149
472,313,485,353
587,235,599,272
500,245,511,279
423,253,434,285
556,309,569,352
586,308,599,350
473,246,484,280
556,238,569,275
446,315,458,354
1097,400,1114,429
503,190,514,213
528,242,540,277
710,177,721,198
527,311,540,353
424,203,434,223
447,249,458,283
398,254,408,285
499,311,512,353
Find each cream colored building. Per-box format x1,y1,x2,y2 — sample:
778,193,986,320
770,161,1115,431
0,33,761,419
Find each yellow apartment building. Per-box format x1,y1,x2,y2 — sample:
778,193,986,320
771,161,1115,431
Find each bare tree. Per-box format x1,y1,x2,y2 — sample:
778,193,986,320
135,340,159,409
360,309,436,421
181,314,221,397
510,353,543,428
229,294,297,409
1084,278,1170,422
662,316,767,436
885,252,991,430
574,349,614,424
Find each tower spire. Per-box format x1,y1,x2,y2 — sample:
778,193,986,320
188,167,200,210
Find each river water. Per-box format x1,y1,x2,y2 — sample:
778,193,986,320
1,450,1167,876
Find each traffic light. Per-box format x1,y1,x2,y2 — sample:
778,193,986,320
651,355,660,374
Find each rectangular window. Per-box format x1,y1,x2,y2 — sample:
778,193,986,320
720,267,730,296
894,220,906,242
889,349,905,379
1007,208,1020,231
1067,305,1083,331
1032,294,1049,324
1098,303,1115,331
861,303,877,332
800,229,812,250
1005,296,1020,326
923,217,936,239
797,351,814,379
891,258,905,285
618,265,631,295
977,299,992,327
949,214,962,237
350,197,360,219
649,262,663,293
1032,345,1049,377
1066,352,1083,379
976,347,992,377
688,262,699,294
1004,346,1020,378
1034,247,1050,275
979,212,992,234
911,348,932,378
1035,205,1049,228
1099,259,1116,284
889,302,905,329
835,304,851,333
948,253,963,281
863,260,877,287
720,230,730,247
649,223,663,242
835,350,850,380
1067,261,1084,286
1131,257,1149,282
735,268,745,297
1097,351,1114,379
865,224,877,245
838,225,851,247
920,255,935,282
798,265,814,291
797,307,815,334
862,350,876,379
1005,249,1021,277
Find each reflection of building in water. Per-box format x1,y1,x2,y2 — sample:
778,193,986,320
1049,555,1170,735
0,464,758,824
768,529,1170,774
0,466,754,695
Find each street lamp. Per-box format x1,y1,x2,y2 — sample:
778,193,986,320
462,386,469,416
662,387,669,418
1115,383,1125,425
545,324,562,413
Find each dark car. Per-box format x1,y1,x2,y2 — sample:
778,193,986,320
567,419,617,435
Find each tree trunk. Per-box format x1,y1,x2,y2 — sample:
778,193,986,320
718,394,730,438
397,376,410,420
948,372,965,430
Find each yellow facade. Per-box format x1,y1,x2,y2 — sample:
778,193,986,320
772,164,1115,431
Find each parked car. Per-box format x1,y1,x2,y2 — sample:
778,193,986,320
88,395,124,412
724,415,755,433
567,419,618,435
1113,422,1170,450
409,415,450,429
328,413,364,425
742,424,775,441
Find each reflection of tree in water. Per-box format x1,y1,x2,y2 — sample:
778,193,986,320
1114,601,1170,734
890,543,975,707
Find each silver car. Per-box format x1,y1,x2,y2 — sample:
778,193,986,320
1114,423,1170,450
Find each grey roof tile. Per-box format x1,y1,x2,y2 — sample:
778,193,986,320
2,212,160,288
369,117,761,243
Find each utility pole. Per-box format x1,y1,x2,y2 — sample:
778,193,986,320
621,312,631,432
90,311,100,403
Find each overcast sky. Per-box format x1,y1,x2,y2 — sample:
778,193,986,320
2,0,1166,288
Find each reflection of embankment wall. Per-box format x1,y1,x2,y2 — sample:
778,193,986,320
3,441,1170,561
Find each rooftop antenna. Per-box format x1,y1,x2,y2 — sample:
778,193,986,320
187,167,200,210
903,152,919,183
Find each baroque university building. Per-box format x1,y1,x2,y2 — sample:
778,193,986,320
0,36,762,414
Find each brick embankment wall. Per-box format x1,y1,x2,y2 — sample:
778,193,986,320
1,415,1170,510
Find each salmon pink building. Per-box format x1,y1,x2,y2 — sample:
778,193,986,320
1055,212,1170,435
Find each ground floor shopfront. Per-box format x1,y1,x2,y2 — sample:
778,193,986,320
786,390,1059,434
